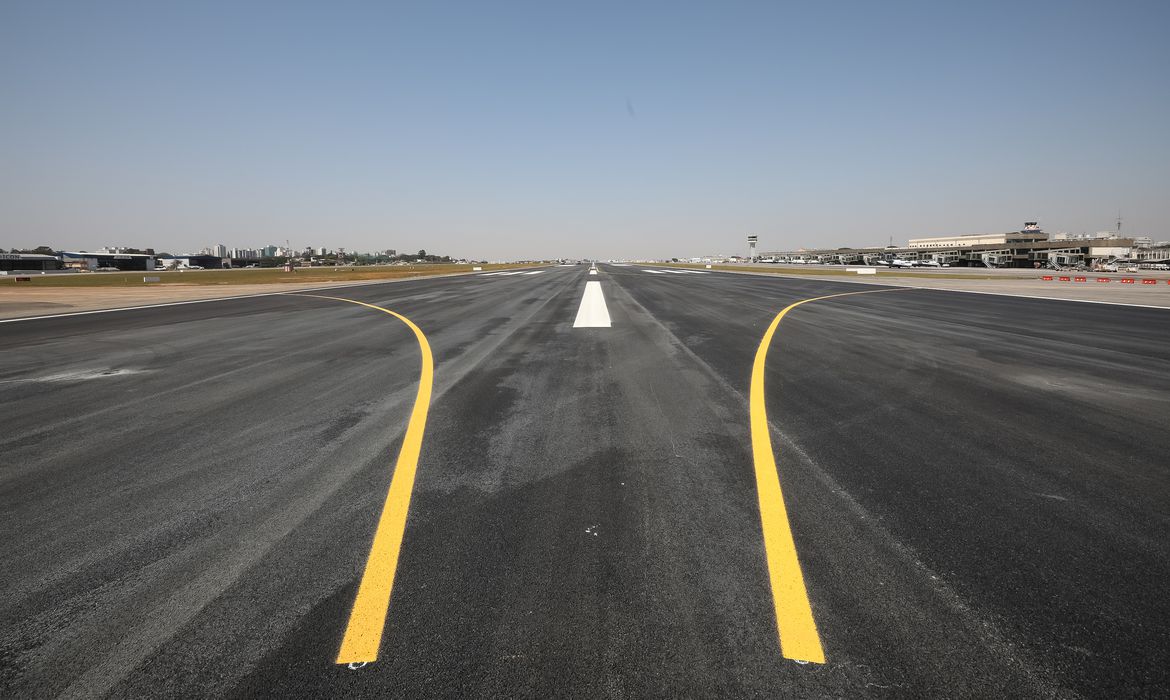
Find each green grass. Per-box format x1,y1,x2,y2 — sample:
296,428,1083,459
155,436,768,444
0,263,540,287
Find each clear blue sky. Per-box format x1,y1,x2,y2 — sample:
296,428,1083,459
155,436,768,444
2,0,1167,259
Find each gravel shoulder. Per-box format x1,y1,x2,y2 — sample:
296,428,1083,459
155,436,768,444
0,277,454,320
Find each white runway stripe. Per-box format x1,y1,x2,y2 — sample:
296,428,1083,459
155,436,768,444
478,270,546,276
573,281,611,328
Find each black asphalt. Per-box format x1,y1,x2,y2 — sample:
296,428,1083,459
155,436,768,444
1,265,1167,698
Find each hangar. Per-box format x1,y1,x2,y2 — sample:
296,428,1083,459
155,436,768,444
60,252,157,271
0,253,63,274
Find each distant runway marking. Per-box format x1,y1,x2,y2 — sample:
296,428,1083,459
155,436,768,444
641,269,709,274
291,293,433,666
641,269,666,274
750,287,903,664
478,270,546,276
573,281,612,327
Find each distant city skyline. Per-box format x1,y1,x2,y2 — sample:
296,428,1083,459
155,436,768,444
2,1,1168,260
13,215,1160,261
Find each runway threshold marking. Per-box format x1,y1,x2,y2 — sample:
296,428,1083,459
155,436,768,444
750,287,902,664
291,293,434,666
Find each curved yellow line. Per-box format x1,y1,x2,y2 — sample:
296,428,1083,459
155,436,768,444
750,288,901,664
294,293,434,665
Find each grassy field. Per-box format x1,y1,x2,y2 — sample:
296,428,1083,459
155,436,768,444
0,263,541,287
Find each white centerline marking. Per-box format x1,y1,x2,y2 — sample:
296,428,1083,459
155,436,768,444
573,281,612,328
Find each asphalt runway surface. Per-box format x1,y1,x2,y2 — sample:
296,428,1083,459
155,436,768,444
2,265,1168,698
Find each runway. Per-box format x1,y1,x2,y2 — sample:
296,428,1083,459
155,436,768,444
2,264,1168,697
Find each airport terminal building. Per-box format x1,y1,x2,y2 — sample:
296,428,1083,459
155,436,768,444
762,223,1169,269
158,254,227,269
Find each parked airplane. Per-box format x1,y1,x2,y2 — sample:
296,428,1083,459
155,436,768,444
876,258,915,268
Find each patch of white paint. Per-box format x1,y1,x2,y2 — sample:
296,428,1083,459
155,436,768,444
0,368,147,384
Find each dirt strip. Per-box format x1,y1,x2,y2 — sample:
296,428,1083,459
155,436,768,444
0,277,456,321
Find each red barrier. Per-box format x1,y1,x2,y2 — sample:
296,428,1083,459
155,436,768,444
1074,276,1087,282
1041,275,1054,281
1059,276,1071,281
1121,278,1135,284
1097,277,1111,283
1142,279,1158,285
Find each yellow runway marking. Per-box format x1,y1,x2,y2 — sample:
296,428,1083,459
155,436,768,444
293,293,434,666
750,288,902,664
